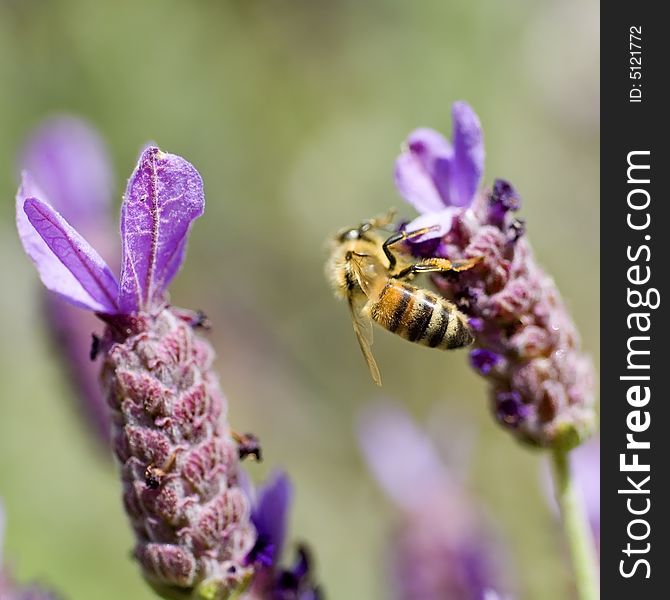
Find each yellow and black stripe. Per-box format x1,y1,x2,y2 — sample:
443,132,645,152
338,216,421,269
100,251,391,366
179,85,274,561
369,281,472,350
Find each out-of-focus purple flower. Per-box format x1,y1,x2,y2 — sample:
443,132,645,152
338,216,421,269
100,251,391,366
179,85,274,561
571,436,600,545
249,472,293,568
19,116,114,227
244,473,322,600
358,403,511,600
543,436,600,553
16,147,257,598
18,116,117,448
394,104,596,449
483,592,514,600
1,502,63,600
469,349,502,376
394,102,484,241
495,392,529,429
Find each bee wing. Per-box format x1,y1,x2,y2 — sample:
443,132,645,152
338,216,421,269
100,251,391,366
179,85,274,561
348,294,382,386
348,252,374,296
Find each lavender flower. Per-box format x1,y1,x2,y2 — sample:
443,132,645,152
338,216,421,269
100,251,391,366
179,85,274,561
18,116,117,447
358,403,510,600
244,473,322,600
16,147,257,598
0,502,63,600
394,102,596,449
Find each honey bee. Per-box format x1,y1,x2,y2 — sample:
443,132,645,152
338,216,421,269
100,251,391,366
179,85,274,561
326,211,479,385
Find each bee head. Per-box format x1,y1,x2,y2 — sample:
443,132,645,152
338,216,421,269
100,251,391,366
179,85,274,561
337,218,377,242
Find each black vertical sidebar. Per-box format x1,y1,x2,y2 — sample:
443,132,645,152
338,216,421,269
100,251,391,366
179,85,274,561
601,4,670,598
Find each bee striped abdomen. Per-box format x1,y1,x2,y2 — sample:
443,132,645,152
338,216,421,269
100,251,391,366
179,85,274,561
370,281,473,350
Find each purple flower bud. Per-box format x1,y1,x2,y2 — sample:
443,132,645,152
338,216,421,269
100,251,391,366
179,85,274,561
488,179,520,227
358,404,512,600
469,349,502,376
468,317,484,332
394,107,596,449
495,392,529,428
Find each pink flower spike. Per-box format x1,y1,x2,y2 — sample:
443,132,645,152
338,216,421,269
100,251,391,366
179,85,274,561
18,178,119,313
119,147,204,313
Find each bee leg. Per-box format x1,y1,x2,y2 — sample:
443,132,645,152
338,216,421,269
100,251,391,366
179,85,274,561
381,225,441,269
393,256,481,279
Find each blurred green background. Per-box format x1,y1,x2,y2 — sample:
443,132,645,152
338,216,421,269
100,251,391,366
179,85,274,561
0,1,598,598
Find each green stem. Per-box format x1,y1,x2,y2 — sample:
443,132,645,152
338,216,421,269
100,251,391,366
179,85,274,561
551,448,599,600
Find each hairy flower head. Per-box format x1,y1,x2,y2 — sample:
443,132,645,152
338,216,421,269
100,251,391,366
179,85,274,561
394,103,596,449
16,143,321,599
16,147,255,598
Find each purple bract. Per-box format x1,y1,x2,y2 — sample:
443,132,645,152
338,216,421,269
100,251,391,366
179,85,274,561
17,146,203,315
394,101,484,241
19,116,118,447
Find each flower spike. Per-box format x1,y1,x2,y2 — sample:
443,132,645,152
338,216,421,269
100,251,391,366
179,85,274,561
394,103,595,449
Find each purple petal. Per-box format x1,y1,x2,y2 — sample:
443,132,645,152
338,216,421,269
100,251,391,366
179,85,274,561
404,208,460,242
489,179,521,227
19,116,114,226
357,403,449,511
118,147,204,313
394,128,453,214
449,101,485,207
17,175,119,313
495,391,529,428
541,436,600,549
250,471,293,566
469,349,502,375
